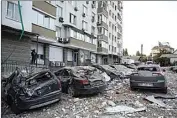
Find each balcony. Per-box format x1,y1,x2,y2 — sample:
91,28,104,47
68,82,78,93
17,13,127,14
97,21,108,29
32,24,56,40
97,47,108,54
65,37,97,52
33,1,56,17
97,7,108,17
97,34,108,43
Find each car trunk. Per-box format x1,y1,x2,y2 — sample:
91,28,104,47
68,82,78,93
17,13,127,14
130,71,165,82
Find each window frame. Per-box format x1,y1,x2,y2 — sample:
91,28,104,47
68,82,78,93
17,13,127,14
70,13,76,25
6,1,21,22
56,27,61,37
57,6,63,17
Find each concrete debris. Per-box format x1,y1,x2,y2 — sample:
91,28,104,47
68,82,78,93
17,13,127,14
107,100,116,107
102,72,111,82
105,105,146,114
144,96,166,108
2,69,177,118
154,94,177,99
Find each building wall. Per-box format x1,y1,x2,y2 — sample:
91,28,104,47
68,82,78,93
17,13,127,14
1,32,31,63
2,1,32,32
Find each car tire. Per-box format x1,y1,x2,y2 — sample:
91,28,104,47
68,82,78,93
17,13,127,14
7,96,21,114
130,86,135,91
67,85,77,97
162,87,167,94
11,101,21,114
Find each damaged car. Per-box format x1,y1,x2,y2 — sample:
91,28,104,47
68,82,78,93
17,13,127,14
130,65,167,93
2,68,62,114
54,66,106,97
110,65,133,79
91,64,121,80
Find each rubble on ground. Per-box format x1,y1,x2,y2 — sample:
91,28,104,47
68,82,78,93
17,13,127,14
1,70,177,118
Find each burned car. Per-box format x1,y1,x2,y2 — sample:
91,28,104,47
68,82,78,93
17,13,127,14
91,64,121,80
54,66,106,97
2,68,62,114
130,65,167,93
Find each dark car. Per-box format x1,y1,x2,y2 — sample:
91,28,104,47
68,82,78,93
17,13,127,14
130,65,167,93
170,66,177,73
2,68,62,114
54,66,106,97
91,64,121,80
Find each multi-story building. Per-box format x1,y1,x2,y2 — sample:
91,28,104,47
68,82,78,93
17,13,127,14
57,1,98,66
97,1,123,64
1,1,123,67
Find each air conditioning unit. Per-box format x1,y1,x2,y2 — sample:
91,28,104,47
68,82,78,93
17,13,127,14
55,61,60,67
63,38,70,44
82,13,86,17
91,32,94,36
57,37,63,43
59,17,64,23
86,1,89,4
97,22,101,25
82,28,85,32
92,4,95,8
50,61,55,67
74,7,78,11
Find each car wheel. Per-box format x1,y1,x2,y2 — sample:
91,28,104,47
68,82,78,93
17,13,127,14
7,96,21,114
11,101,21,114
162,87,167,94
67,85,77,97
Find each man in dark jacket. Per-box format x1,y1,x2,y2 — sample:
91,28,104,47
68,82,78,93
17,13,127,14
31,49,37,64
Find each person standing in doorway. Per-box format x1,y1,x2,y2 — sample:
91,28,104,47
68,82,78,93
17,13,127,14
31,49,37,64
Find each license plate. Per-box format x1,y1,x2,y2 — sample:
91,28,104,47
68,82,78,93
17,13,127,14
139,83,153,87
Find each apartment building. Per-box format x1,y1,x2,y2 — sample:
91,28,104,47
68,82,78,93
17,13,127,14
56,1,98,66
1,1,123,66
1,1,37,63
97,1,123,64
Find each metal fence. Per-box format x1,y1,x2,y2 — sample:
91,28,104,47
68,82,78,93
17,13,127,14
1,60,49,77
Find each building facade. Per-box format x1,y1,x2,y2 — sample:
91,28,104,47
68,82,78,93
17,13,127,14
1,1,123,67
97,1,123,64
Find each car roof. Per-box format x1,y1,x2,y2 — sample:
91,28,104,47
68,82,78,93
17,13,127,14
137,64,160,68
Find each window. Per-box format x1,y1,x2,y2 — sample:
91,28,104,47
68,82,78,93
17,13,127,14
56,27,61,37
6,2,21,21
92,1,95,5
83,5,88,15
44,16,50,28
57,6,62,17
109,21,111,27
32,10,54,30
70,13,76,25
109,10,111,16
112,35,114,41
112,46,114,51
109,45,111,51
114,47,116,52
82,21,88,31
115,26,117,31
115,16,116,21
115,36,116,42
70,29,77,38
97,27,102,34
112,13,114,19
91,26,95,34
38,12,44,26
109,33,111,38
85,35,90,43
115,5,117,10
92,12,95,21
105,29,108,37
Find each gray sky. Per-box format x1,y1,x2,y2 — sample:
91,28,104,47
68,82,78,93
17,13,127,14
123,1,177,55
